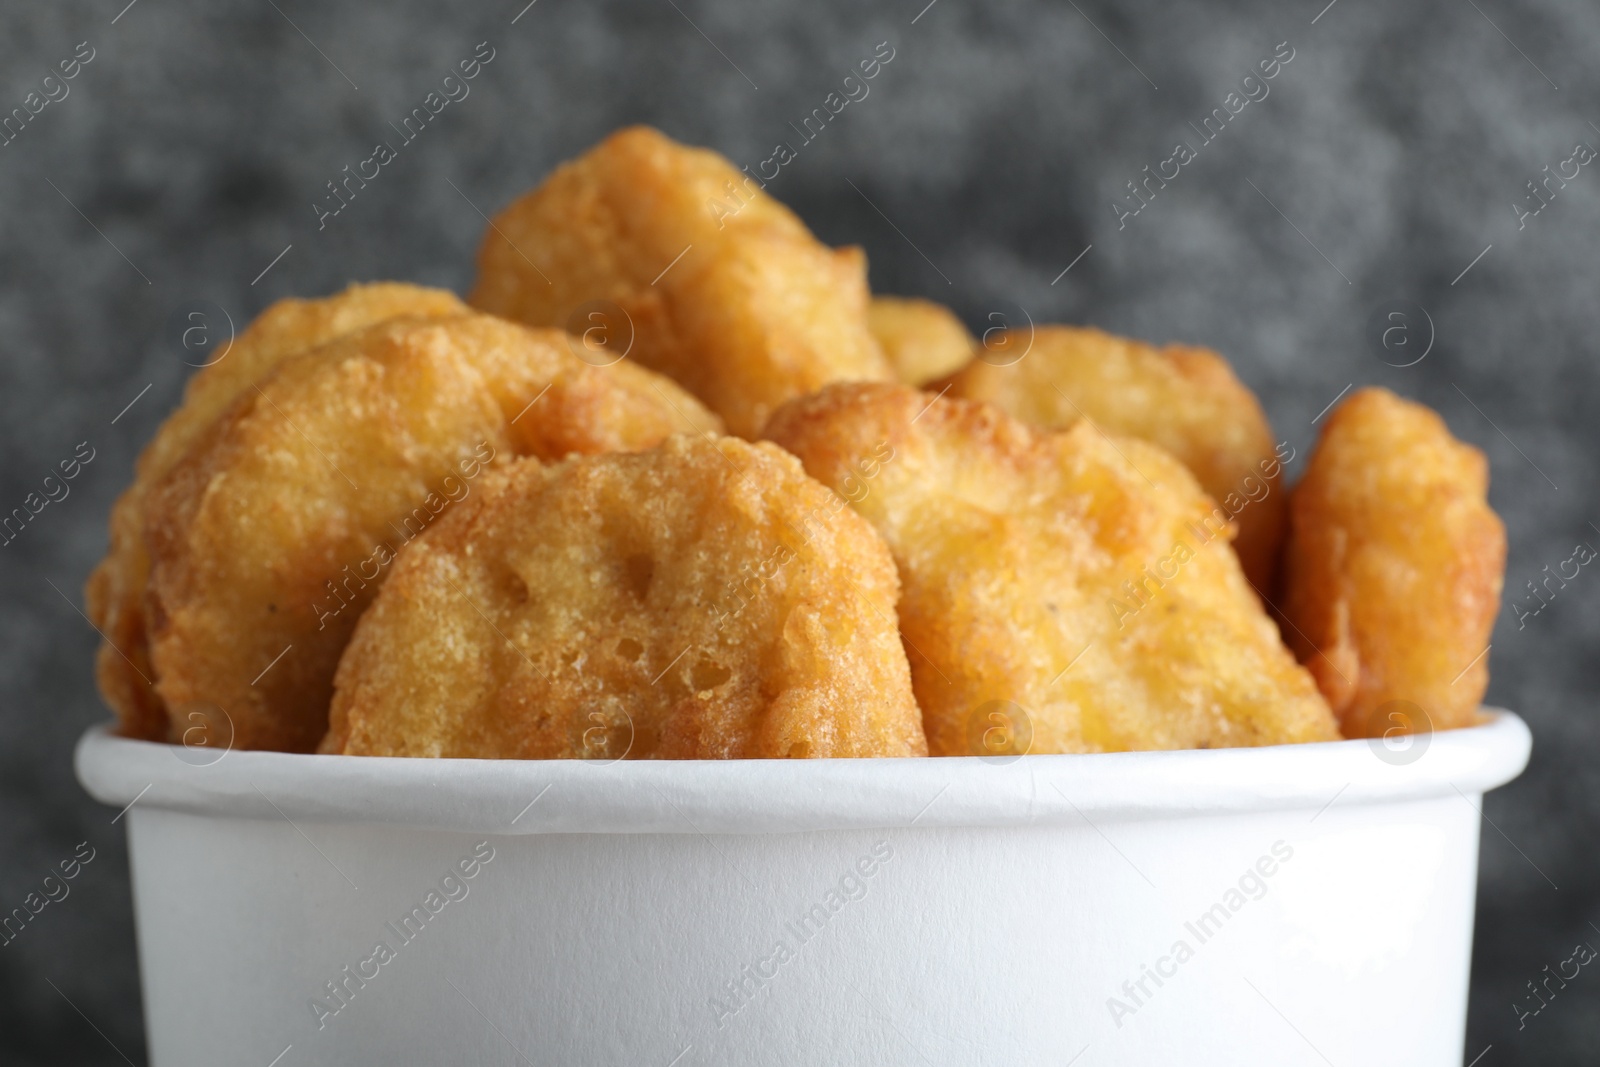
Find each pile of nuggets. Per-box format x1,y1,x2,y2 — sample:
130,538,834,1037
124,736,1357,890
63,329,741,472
89,126,1506,761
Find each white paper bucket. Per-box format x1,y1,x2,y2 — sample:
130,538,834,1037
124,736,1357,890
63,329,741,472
76,710,1529,1067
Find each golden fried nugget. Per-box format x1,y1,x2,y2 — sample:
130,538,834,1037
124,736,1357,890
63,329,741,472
1280,387,1505,737
868,296,976,386
143,314,718,752
322,436,926,759
942,326,1289,591
469,125,893,437
86,283,467,739
764,382,1338,755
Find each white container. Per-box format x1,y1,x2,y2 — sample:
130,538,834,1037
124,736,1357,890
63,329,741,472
76,711,1530,1067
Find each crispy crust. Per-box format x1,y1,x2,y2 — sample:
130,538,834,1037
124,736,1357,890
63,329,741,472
141,313,719,752
469,125,893,437
323,436,926,759
86,283,468,740
1281,387,1505,736
868,296,976,387
940,325,1288,591
764,382,1338,755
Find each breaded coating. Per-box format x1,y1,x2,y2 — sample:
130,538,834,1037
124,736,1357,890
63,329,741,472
439,312,721,457
868,296,976,386
142,314,718,753
764,382,1338,755
322,437,926,759
941,326,1289,591
86,283,467,739
469,125,893,438
1280,387,1505,737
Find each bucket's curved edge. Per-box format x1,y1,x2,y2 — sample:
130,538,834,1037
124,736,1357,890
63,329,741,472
75,709,1531,836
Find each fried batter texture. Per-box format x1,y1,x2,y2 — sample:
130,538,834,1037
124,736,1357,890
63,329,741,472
1280,387,1505,737
764,382,1338,755
942,326,1288,590
868,296,976,386
86,283,468,739
469,125,893,437
322,436,926,759
141,314,718,752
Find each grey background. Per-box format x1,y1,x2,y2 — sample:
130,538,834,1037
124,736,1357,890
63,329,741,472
1,0,1595,1062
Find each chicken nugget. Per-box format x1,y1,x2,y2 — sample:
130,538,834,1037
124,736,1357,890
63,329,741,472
143,314,718,752
469,125,893,437
322,436,925,759
868,296,976,386
86,283,466,739
1280,387,1505,737
941,326,1289,590
764,382,1338,755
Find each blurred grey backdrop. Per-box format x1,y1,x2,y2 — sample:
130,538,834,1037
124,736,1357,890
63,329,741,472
1,0,1596,1063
